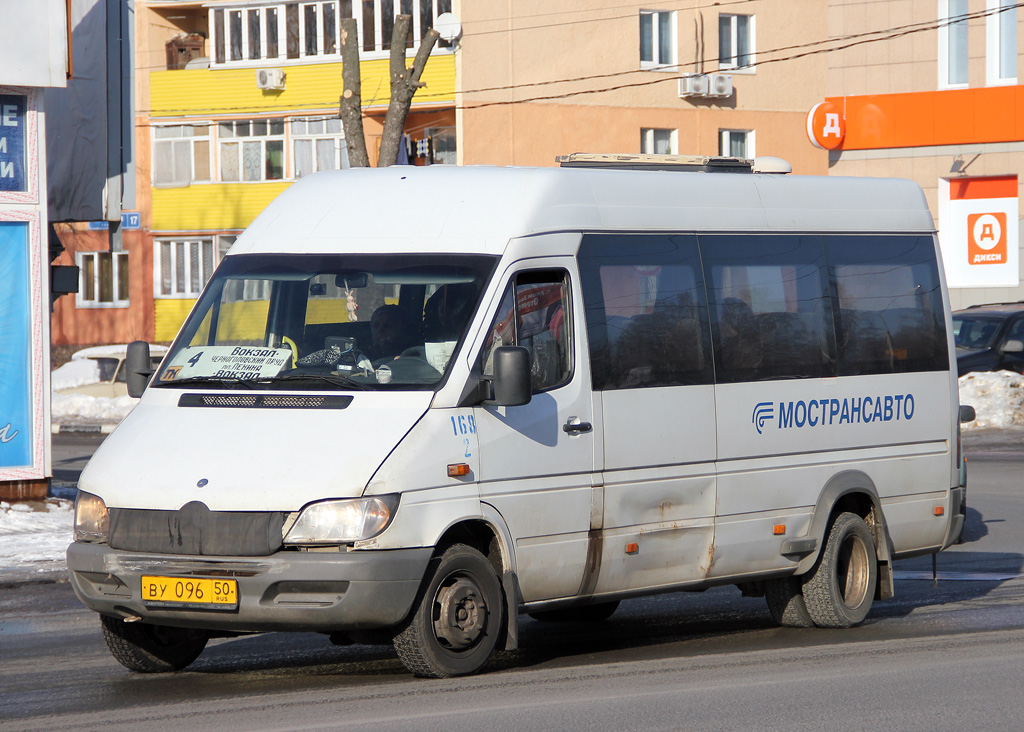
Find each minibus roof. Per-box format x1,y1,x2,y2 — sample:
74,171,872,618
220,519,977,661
231,165,935,257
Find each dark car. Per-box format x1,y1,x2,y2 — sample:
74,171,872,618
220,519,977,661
952,303,1024,376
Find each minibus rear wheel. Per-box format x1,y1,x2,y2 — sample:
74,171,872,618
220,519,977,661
100,615,208,673
801,512,878,628
393,543,505,678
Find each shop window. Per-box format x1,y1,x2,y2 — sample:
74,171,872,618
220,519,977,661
640,10,675,68
77,252,129,308
719,13,754,70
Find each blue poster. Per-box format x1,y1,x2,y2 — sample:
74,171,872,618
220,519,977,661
0,222,32,468
0,94,26,192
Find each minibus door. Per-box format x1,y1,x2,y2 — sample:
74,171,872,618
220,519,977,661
474,261,598,604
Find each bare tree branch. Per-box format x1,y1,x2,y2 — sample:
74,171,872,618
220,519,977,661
339,17,369,168
378,17,441,167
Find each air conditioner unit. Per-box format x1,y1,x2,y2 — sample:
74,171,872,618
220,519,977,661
707,73,733,98
257,68,286,90
678,74,709,97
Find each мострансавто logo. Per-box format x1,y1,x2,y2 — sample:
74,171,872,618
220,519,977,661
752,395,914,435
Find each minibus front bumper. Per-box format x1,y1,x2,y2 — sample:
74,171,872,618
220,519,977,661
66,542,433,633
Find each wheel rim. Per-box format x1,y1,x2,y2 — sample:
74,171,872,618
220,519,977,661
837,533,871,609
432,573,488,651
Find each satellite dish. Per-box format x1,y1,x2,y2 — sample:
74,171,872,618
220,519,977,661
435,12,462,42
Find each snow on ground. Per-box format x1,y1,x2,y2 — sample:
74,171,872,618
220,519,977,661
1,367,1018,585
958,370,1024,430
0,499,73,583
51,392,137,426
50,358,101,391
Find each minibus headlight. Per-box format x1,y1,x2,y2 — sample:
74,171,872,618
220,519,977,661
74,491,109,543
284,495,400,544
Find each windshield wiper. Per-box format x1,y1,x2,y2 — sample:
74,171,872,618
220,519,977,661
152,376,258,390
261,372,371,390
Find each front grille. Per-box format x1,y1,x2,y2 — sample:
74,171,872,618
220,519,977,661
109,502,286,556
178,394,353,409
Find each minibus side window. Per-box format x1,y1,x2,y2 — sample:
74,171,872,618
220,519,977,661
481,270,572,392
702,234,836,383
826,235,949,375
578,234,713,390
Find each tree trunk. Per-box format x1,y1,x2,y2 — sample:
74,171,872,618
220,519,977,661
339,17,369,168
378,16,441,167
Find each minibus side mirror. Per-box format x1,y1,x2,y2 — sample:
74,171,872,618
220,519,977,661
1001,339,1024,354
486,346,532,407
959,404,976,424
126,340,155,398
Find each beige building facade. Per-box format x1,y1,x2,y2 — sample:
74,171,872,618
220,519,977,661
455,1,830,174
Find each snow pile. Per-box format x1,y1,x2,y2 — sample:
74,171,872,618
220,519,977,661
51,358,101,390
51,392,137,425
958,370,1024,430
0,500,73,581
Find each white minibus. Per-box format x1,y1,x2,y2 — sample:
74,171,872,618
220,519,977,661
68,156,967,677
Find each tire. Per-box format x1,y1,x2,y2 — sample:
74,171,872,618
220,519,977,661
393,544,505,678
801,512,878,628
529,601,620,623
764,576,814,627
100,615,208,673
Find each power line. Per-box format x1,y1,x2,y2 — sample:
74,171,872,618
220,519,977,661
133,1,1021,119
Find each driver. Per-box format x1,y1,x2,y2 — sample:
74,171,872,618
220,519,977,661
367,304,419,363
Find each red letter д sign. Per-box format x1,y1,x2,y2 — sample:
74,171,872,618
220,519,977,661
806,102,845,150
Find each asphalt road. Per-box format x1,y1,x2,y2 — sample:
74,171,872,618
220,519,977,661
1,431,1021,731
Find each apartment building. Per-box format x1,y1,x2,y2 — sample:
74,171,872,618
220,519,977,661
52,0,457,345
456,1,829,171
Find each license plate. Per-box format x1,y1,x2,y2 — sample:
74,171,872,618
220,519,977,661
141,575,238,608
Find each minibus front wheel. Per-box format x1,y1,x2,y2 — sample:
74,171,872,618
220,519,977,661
801,512,878,628
393,543,505,678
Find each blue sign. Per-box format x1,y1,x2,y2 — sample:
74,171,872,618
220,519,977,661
752,394,915,434
0,95,26,193
87,212,140,231
0,222,32,468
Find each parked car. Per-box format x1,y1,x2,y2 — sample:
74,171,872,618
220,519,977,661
53,345,168,398
952,303,1024,375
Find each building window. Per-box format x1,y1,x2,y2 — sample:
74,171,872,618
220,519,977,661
291,117,349,177
77,252,129,308
156,239,216,297
426,126,456,164
987,0,1018,84
153,125,211,187
719,14,754,70
211,0,451,65
641,128,676,155
940,0,969,87
219,119,286,182
719,129,754,158
640,10,675,67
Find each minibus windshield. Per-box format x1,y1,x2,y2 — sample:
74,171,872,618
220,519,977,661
153,253,497,391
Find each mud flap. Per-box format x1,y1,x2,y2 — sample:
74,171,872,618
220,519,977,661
501,570,521,650
876,560,894,600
